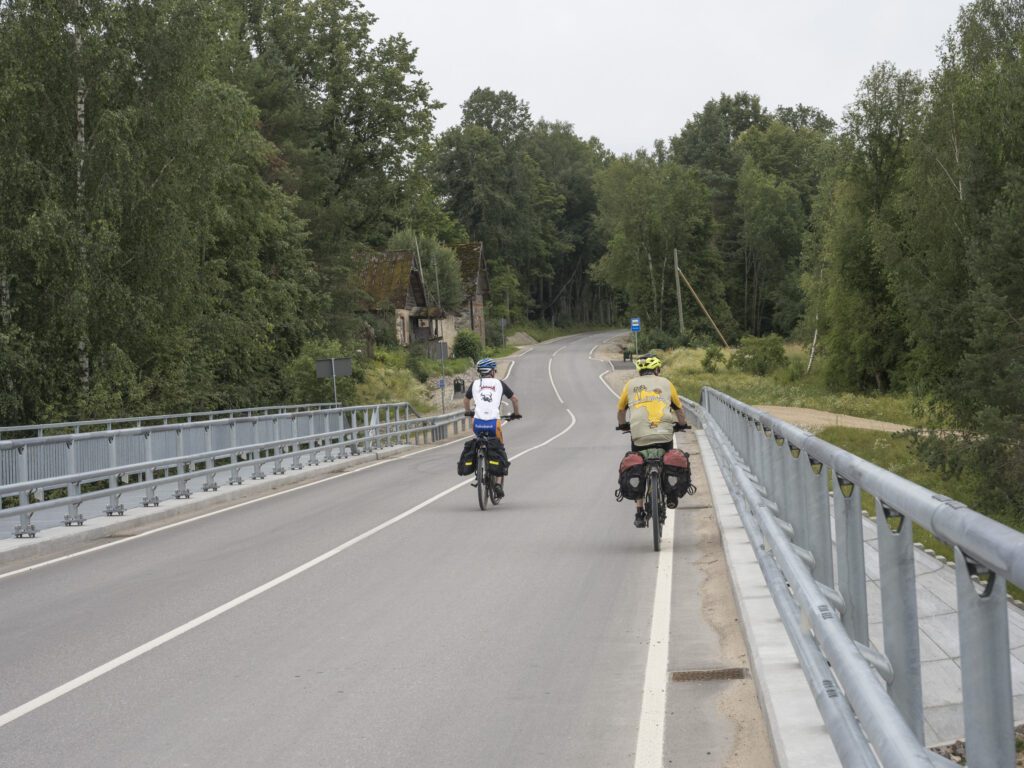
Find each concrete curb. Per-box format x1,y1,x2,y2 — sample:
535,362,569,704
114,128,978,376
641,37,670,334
0,445,415,569
697,429,842,768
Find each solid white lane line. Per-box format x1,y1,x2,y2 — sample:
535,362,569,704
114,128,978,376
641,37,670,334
599,370,620,398
634,508,676,768
548,357,564,404
0,411,580,729
588,344,599,357
505,360,515,378
552,344,567,357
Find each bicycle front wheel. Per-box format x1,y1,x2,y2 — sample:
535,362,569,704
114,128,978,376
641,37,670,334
648,469,662,551
476,448,489,510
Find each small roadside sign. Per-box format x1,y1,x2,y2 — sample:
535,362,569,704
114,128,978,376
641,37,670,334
630,317,641,332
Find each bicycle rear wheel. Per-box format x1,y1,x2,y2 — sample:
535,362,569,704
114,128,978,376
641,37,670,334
476,447,489,510
648,468,662,551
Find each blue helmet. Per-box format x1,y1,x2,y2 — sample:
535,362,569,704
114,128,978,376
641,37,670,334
476,357,497,374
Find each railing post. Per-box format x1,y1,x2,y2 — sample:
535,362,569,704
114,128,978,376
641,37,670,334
955,547,1015,768
104,435,125,515
13,446,36,537
142,431,159,506
174,428,191,499
876,501,924,742
804,455,834,590
252,419,266,479
62,440,84,526
202,425,218,491
834,476,868,645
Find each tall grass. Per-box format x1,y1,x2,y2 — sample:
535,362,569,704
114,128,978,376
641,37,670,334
659,344,923,427
817,427,1023,601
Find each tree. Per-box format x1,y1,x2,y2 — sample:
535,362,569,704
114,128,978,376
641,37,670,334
890,0,1024,519
803,63,923,392
590,152,732,342
433,88,568,319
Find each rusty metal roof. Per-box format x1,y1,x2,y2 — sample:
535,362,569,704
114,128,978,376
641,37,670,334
354,250,428,310
454,242,489,297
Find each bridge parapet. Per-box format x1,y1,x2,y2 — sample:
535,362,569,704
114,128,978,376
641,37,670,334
696,387,1022,767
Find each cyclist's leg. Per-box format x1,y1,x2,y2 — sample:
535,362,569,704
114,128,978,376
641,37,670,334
495,420,506,487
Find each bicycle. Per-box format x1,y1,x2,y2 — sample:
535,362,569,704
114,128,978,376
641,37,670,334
466,412,521,510
617,423,690,551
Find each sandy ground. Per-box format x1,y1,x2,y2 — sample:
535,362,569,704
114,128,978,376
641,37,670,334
754,406,912,433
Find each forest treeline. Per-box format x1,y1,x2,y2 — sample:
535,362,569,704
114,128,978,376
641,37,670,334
2,0,1024,517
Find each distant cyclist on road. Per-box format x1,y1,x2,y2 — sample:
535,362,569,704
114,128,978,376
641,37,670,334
464,357,521,498
616,353,688,527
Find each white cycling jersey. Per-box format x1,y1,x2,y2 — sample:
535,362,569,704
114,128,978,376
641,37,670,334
469,378,514,420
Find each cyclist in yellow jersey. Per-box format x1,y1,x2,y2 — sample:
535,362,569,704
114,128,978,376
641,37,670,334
617,353,687,526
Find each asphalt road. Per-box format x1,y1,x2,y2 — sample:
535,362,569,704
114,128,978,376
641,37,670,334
0,332,767,768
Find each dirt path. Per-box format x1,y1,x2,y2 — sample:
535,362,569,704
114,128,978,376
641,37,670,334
754,406,912,433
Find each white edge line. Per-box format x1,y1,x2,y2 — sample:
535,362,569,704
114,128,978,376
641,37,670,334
588,344,599,358
0,431,466,581
552,344,567,358
633,475,676,768
599,370,620,399
548,358,564,404
505,359,515,378
0,408,579,729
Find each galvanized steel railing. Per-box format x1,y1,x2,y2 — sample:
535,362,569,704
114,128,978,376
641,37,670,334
697,386,1022,768
1,404,468,538
0,403,339,439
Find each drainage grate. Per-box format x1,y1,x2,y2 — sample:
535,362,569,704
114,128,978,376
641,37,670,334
672,667,748,682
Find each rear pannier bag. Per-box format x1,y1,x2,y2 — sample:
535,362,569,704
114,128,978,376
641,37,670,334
661,448,692,501
457,439,477,476
617,451,645,500
483,435,510,476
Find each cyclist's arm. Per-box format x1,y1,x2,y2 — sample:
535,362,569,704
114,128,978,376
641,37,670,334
463,382,474,414
500,381,521,418
616,386,630,426
669,383,687,426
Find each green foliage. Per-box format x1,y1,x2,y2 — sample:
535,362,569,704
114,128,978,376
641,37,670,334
661,346,922,426
452,330,483,361
701,345,725,373
590,152,734,341
636,326,685,352
727,335,786,376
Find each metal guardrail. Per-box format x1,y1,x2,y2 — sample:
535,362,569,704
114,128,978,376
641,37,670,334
0,403,339,439
1,404,468,538
697,386,1023,767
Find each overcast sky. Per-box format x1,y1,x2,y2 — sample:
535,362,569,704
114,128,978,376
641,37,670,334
362,0,967,154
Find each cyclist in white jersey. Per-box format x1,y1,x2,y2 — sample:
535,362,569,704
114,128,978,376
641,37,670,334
463,357,521,497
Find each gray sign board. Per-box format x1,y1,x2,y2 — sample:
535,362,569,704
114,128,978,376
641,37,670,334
315,357,353,379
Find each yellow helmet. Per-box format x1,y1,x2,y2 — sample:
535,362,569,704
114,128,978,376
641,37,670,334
635,354,662,372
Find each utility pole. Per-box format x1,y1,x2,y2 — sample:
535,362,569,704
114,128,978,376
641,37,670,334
673,248,685,337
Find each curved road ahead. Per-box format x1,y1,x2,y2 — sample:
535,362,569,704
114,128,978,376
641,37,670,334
0,332,769,768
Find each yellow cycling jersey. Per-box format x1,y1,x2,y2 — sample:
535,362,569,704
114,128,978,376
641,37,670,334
617,375,683,446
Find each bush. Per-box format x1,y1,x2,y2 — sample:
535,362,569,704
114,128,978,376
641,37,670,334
406,343,431,383
637,327,685,352
452,329,483,361
727,335,786,376
701,345,725,373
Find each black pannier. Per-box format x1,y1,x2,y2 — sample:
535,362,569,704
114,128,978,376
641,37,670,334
482,435,510,476
457,439,477,476
616,451,645,501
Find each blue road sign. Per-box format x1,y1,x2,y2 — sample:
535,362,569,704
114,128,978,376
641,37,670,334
630,317,641,332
